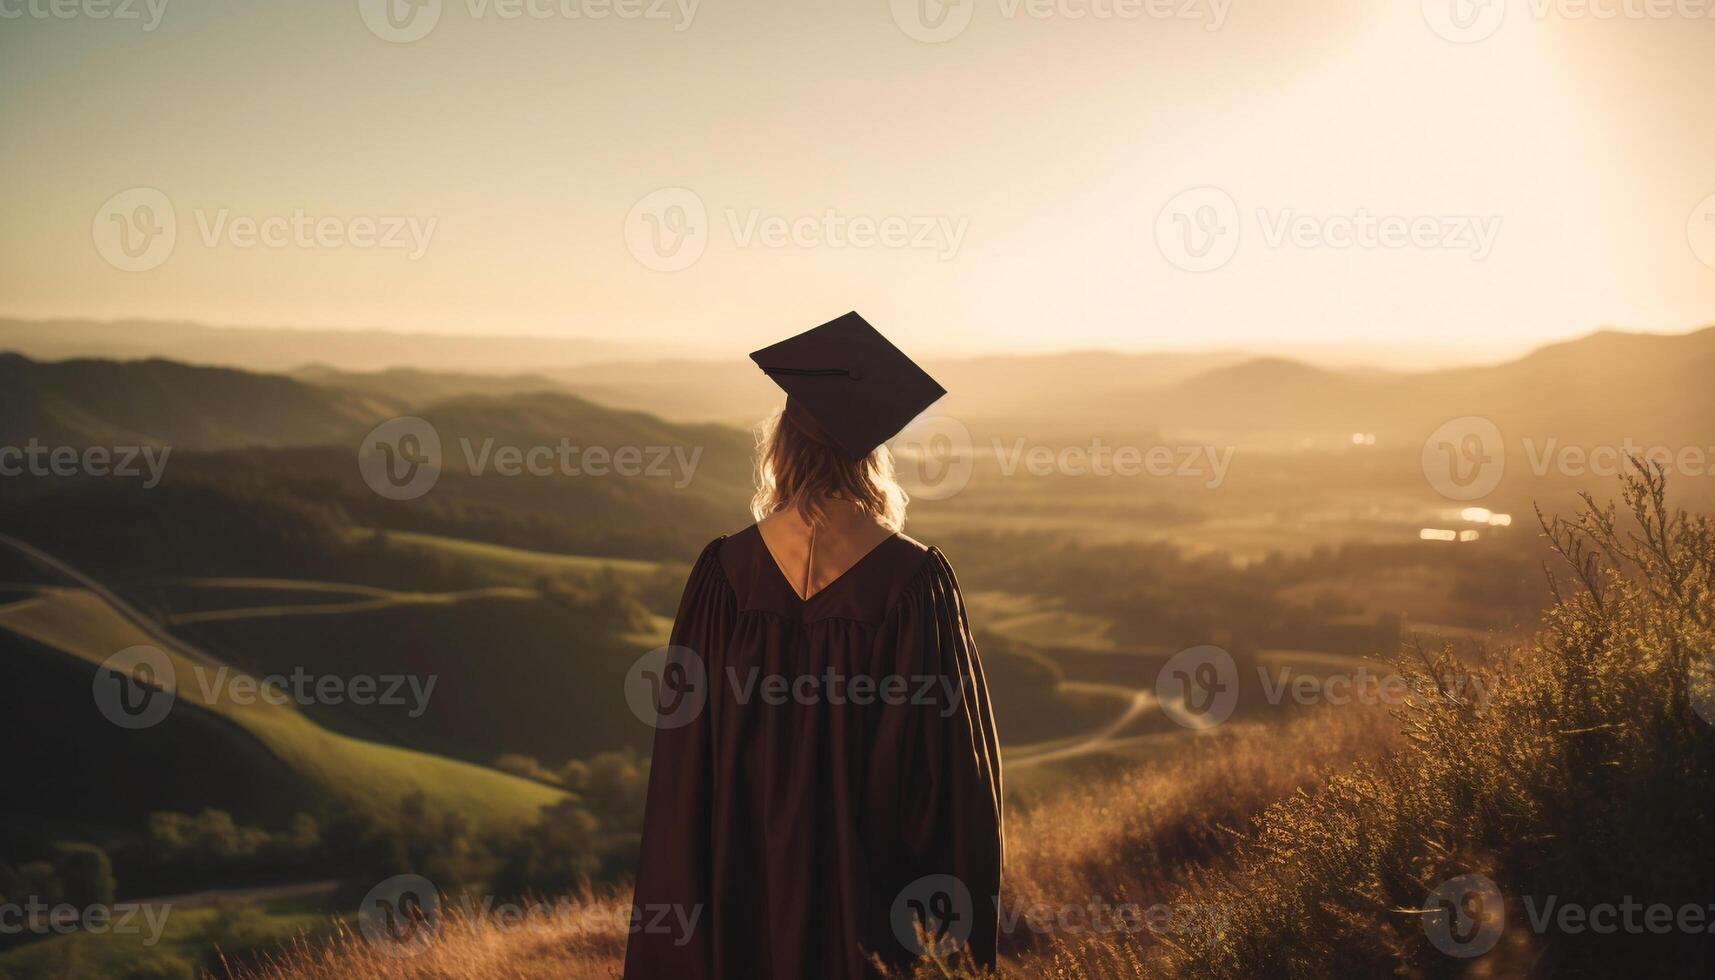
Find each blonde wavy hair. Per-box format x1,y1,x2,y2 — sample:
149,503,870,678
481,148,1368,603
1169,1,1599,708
750,399,908,531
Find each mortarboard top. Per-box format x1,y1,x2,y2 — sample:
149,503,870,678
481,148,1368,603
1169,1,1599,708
750,312,947,459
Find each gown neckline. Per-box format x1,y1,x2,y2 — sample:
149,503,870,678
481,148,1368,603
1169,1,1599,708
753,524,899,603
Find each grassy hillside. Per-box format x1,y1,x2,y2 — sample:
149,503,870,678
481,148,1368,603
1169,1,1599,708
0,584,565,832
164,586,665,765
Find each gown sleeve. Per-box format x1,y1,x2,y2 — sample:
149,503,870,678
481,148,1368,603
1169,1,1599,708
623,537,734,978
867,546,1005,969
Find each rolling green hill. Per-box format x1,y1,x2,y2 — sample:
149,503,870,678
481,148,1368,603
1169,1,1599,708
160,583,665,766
0,535,565,834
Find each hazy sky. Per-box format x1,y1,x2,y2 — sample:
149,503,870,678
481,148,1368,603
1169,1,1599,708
3,0,1713,363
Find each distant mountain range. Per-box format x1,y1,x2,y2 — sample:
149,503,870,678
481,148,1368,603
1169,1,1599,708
0,353,747,462
2,320,1711,456
290,364,567,406
0,318,691,375
545,349,1255,426
0,353,758,560
1089,326,1715,448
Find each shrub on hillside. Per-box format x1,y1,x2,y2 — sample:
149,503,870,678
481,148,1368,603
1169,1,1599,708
1150,463,1715,977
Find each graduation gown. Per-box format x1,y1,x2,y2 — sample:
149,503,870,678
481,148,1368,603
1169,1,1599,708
623,526,1004,979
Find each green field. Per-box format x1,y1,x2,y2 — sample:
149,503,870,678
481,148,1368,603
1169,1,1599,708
354,529,664,586
0,887,334,980
0,586,564,830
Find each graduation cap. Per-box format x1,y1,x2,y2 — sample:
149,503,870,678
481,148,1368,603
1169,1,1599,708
750,312,947,459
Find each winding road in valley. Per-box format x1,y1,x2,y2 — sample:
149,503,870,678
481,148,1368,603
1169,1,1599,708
1007,688,1159,769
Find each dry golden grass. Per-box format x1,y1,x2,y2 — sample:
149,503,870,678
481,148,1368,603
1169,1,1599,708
997,708,1397,977
1134,466,1715,979
229,891,630,980
233,708,1396,980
